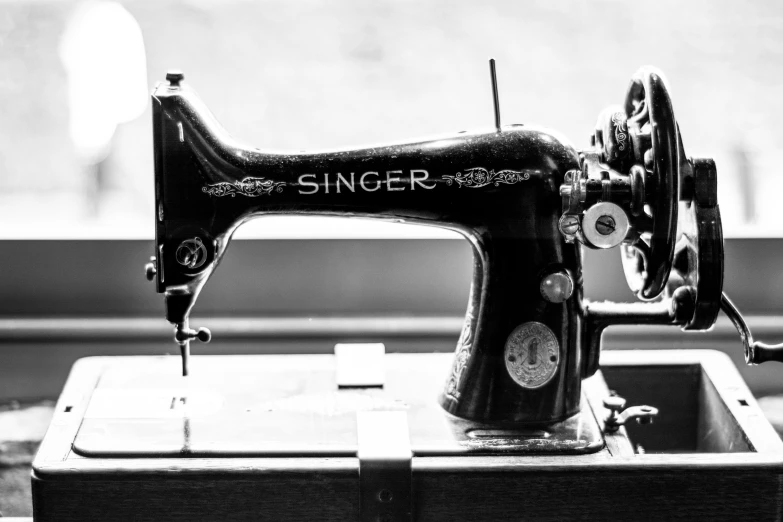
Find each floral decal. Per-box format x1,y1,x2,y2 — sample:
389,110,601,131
611,112,628,154
445,312,474,401
443,168,529,188
203,177,285,197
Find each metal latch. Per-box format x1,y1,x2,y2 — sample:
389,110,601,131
603,395,658,433
357,411,412,522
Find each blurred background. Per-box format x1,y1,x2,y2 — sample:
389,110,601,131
0,0,781,238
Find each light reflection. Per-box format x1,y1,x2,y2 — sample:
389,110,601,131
59,1,147,164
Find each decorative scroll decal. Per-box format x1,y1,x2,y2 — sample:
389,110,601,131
611,112,628,153
445,312,474,401
443,168,529,188
175,237,207,270
202,177,285,197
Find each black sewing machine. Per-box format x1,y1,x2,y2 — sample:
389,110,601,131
32,65,783,521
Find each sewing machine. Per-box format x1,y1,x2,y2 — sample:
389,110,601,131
32,65,783,520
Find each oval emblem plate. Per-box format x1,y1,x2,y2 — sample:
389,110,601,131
504,322,560,389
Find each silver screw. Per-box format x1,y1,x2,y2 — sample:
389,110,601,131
595,215,616,236
559,215,580,236
144,257,157,282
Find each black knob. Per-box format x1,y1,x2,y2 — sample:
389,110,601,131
166,70,184,87
196,327,212,343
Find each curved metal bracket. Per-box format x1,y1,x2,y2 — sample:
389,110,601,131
582,287,694,377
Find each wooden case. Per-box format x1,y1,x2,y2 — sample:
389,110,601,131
32,350,783,521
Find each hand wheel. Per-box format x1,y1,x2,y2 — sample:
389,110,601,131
619,66,679,300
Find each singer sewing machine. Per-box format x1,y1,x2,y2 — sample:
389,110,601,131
31,65,783,521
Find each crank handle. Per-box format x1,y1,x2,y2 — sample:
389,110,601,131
721,293,783,365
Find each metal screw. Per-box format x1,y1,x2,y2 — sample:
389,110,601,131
559,214,580,236
144,256,157,282
378,489,393,503
166,70,184,87
595,215,616,236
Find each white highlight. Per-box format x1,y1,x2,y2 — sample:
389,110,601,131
60,1,147,163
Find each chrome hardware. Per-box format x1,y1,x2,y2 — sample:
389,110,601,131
540,270,574,304
603,395,658,433
721,293,783,365
558,214,580,241
582,202,630,249
144,256,157,282
357,411,412,522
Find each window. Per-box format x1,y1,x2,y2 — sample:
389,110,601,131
1,1,781,404
0,1,780,238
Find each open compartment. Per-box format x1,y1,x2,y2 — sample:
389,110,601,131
600,350,770,453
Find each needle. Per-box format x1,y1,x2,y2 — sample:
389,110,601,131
180,340,190,377
175,320,192,377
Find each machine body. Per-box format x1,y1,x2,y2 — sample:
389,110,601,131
148,66,781,430
152,76,587,423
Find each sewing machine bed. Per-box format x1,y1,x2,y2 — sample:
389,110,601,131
66,353,604,458
32,350,783,521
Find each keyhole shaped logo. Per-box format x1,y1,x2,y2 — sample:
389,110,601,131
527,338,539,366
175,237,207,270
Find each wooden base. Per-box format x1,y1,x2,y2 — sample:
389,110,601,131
32,350,783,521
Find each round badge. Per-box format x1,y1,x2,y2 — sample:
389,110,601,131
504,322,560,389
